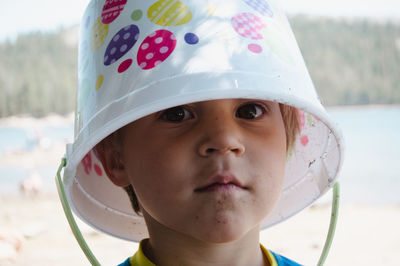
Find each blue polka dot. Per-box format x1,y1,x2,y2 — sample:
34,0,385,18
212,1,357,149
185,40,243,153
184,33,199,45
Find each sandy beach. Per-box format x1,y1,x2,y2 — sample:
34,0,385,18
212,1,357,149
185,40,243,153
0,193,399,266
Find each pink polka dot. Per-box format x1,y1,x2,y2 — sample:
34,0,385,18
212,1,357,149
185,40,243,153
94,164,103,176
231,12,266,40
101,0,127,24
118,59,133,73
137,30,177,70
301,135,309,146
248,43,262,53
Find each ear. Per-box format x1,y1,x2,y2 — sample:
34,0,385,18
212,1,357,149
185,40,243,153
95,138,130,187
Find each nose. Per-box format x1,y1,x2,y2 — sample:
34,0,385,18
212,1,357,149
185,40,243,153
197,116,245,157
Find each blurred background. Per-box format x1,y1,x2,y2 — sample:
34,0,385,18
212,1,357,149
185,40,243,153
0,0,399,265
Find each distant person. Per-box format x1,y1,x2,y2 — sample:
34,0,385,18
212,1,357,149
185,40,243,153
56,0,344,265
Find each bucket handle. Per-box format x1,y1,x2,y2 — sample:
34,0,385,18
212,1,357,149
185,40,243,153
55,158,101,266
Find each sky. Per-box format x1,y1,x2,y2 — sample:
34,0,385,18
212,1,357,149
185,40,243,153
0,0,399,42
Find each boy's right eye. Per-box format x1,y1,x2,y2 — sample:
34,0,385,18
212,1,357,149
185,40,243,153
160,106,193,122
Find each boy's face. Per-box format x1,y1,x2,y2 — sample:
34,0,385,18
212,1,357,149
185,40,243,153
114,99,287,243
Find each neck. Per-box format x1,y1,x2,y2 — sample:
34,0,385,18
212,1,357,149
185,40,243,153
142,214,268,266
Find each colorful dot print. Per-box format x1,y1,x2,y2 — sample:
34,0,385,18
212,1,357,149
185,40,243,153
184,33,199,44
248,43,262,53
297,110,310,147
118,59,133,73
231,13,266,40
104,25,140,66
298,109,306,129
101,0,127,24
137,30,177,70
147,0,192,26
301,135,309,146
131,9,143,21
206,5,217,16
243,0,273,17
82,151,103,177
90,17,109,51
95,74,104,90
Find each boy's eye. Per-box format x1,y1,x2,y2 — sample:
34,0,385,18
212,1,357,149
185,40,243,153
236,103,265,119
160,106,193,122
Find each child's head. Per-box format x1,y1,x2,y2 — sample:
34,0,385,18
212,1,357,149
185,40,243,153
61,0,343,242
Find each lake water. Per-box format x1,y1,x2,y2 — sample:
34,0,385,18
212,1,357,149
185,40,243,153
0,106,399,204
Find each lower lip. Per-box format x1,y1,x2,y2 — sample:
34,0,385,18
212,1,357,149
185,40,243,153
196,183,243,193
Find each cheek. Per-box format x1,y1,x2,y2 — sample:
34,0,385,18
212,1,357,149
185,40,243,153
123,141,193,204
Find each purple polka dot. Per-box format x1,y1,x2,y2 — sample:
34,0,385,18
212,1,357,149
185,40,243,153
184,32,199,44
104,24,140,66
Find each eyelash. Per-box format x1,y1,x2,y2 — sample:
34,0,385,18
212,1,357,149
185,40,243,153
159,106,194,122
158,102,269,122
235,102,268,119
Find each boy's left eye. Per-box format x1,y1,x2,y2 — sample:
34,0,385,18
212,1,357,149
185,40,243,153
160,106,193,122
236,103,266,119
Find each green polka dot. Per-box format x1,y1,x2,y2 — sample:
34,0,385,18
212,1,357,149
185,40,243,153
131,9,143,21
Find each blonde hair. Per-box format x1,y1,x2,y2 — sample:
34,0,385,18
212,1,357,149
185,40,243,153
279,103,300,152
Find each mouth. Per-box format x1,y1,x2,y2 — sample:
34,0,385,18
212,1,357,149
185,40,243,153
194,173,246,193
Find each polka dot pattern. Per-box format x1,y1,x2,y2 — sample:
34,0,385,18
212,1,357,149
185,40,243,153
90,17,109,51
243,0,273,17
206,4,217,16
184,33,199,44
95,74,104,90
231,12,266,40
147,0,192,26
131,9,143,21
104,25,140,66
248,43,262,53
137,30,177,70
101,0,127,24
81,152,103,177
118,59,133,73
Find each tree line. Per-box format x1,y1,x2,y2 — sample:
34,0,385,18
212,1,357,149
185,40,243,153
0,16,399,117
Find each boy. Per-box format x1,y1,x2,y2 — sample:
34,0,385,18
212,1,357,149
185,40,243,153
57,0,343,265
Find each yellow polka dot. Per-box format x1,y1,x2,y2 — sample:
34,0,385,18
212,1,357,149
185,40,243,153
206,5,217,16
95,74,104,90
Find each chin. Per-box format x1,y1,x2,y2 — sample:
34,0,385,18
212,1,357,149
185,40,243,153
195,219,256,244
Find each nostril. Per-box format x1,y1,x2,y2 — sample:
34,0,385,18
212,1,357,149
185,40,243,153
231,148,240,154
204,147,243,155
